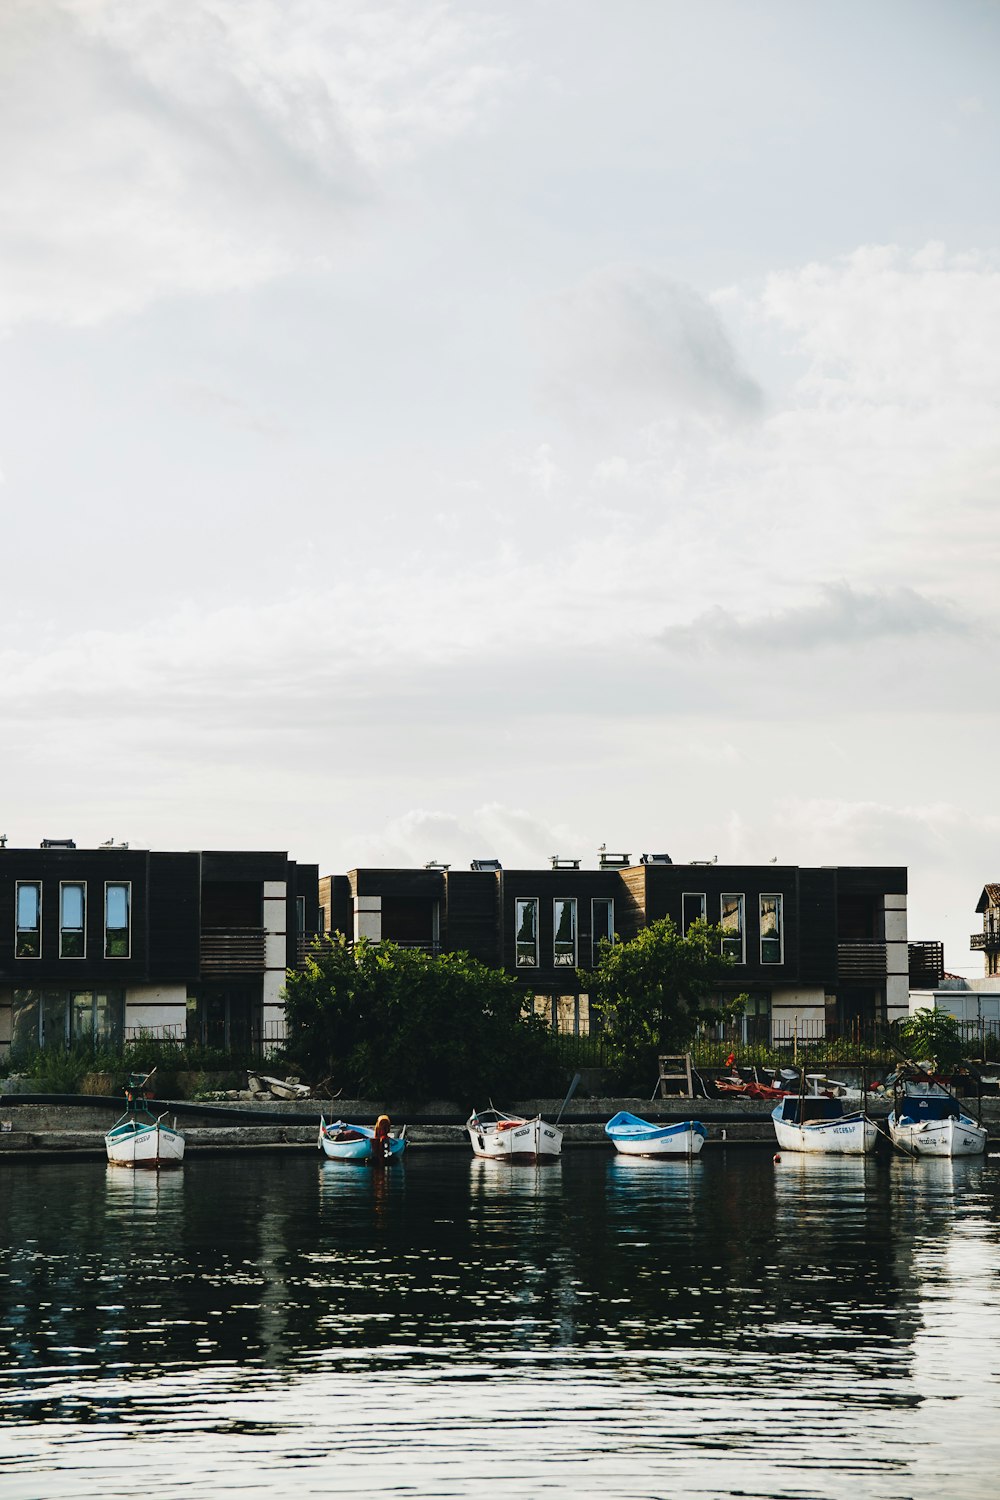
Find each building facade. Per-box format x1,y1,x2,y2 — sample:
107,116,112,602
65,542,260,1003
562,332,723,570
0,842,319,1059
320,854,931,1043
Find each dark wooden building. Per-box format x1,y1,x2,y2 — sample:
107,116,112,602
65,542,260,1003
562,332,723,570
320,853,933,1042
0,841,318,1058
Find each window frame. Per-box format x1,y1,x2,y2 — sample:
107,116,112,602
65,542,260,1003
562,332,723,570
514,896,539,968
720,892,745,964
15,881,42,959
60,881,87,959
681,891,707,935
553,896,578,968
759,892,784,965
104,881,132,960
591,896,615,964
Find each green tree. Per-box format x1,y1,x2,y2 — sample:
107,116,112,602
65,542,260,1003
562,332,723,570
579,917,735,1077
282,935,562,1102
897,1007,965,1072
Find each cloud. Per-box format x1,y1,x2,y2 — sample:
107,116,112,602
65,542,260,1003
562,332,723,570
657,584,969,654
542,264,764,426
0,0,511,325
346,803,588,871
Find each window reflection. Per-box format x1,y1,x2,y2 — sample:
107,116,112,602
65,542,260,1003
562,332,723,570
515,898,538,967
553,898,577,966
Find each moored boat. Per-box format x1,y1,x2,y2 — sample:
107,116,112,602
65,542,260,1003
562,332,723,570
771,1088,877,1155
466,1108,562,1162
105,1070,185,1170
318,1115,406,1163
888,1081,987,1158
604,1111,707,1157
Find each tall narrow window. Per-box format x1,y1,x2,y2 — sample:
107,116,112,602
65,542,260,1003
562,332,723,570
515,898,538,967
720,893,745,963
591,897,614,963
553,898,577,967
60,883,86,958
682,892,706,935
15,882,41,958
760,893,783,964
105,882,131,958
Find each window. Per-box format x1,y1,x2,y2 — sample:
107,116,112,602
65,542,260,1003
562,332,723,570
720,893,745,963
11,987,124,1049
60,883,86,958
682,892,706,935
760,893,783,965
591,897,614,964
515,898,538,967
105,882,131,958
553,898,577,967
15,882,41,958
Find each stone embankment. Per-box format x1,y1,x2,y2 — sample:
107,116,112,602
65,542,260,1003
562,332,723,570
1,1092,998,1159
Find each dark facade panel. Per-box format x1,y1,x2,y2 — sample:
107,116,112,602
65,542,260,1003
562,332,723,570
443,871,500,964
147,852,201,979
200,851,291,884
837,866,907,897
350,868,445,900
0,847,151,983
797,867,838,983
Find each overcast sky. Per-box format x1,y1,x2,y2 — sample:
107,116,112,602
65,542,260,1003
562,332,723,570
2,0,999,973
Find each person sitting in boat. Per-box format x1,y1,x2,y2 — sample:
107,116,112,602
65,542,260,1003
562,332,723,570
373,1114,392,1162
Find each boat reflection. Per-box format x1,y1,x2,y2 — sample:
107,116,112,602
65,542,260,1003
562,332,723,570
103,1162,184,1223
467,1154,563,1200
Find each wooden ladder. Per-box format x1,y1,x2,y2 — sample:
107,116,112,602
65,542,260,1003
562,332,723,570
657,1053,694,1098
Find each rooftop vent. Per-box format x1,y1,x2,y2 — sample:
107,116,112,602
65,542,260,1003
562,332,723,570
470,859,502,872
550,856,581,869
640,853,672,865
40,838,76,849
598,845,631,868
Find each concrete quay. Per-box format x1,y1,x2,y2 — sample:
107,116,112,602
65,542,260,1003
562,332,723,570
2,1093,998,1159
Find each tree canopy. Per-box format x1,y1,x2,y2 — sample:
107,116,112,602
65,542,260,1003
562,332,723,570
897,1006,965,1072
580,916,737,1076
282,935,562,1103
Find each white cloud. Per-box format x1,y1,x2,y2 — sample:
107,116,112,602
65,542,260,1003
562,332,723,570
658,584,969,654
0,0,511,325
542,264,764,427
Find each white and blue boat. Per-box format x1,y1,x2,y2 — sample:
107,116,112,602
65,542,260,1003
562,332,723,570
105,1070,185,1170
604,1111,707,1158
318,1116,407,1163
888,1082,987,1158
771,1091,876,1155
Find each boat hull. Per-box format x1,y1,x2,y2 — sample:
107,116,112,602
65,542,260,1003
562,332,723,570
889,1113,987,1157
772,1110,877,1155
466,1114,562,1162
105,1120,185,1169
604,1112,707,1157
318,1120,406,1162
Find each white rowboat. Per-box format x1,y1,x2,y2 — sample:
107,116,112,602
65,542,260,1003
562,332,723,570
466,1108,562,1162
605,1111,707,1157
105,1071,185,1169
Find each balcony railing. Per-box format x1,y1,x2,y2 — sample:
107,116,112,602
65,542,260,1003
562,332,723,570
200,927,266,975
908,941,944,987
836,942,887,981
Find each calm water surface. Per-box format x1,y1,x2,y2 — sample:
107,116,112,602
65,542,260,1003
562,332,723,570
1,1148,999,1499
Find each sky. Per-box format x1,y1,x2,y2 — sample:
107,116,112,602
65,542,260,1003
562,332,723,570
2,0,999,974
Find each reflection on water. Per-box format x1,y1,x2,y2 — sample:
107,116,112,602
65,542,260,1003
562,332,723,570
2,1149,999,1498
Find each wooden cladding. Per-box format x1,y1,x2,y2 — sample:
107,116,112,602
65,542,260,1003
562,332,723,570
836,942,887,981
200,928,266,974
908,941,944,987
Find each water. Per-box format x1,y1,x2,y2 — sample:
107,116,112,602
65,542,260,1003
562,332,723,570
1,1148,999,1499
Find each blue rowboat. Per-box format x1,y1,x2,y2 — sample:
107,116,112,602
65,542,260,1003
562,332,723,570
318,1116,407,1163
604,1111,707,1157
